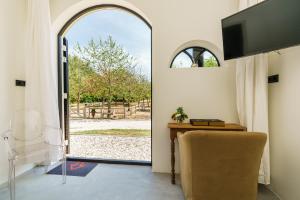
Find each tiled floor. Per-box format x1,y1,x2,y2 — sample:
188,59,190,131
0,164,279,200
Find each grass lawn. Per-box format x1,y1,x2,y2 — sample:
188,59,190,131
70,129,151,137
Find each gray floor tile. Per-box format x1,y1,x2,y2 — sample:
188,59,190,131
0,164,278,200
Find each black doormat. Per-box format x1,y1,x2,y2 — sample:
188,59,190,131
47,161,97,177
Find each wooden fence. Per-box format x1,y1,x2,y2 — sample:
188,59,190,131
69,101,151,119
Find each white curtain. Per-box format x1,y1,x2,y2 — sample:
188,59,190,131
25,0,61,147
236,0,270,185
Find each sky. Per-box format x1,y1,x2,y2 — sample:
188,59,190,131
65,8,151,79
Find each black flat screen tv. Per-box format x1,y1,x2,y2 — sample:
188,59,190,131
222,0,300,60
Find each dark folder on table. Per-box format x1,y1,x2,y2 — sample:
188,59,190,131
190,119,225,127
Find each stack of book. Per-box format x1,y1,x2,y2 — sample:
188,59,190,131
190,119,225,127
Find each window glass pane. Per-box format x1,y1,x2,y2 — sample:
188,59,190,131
203,51,219,67
171,47,219,68
171,52,193,68
186,48,193,56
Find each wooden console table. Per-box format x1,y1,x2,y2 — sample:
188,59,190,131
168,123,246,184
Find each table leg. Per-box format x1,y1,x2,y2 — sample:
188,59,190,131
171,130,176,184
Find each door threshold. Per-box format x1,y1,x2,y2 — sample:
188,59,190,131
67,156,152,166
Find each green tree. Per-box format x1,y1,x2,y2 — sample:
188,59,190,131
135,74,151,106
204,56,219,67
76,36,136,118
69,55,101,114
69,36,152,118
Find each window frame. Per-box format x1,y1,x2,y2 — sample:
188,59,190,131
170,46,221,68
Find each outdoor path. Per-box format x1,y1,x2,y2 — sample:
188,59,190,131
70,119,151,132
70,135,151,161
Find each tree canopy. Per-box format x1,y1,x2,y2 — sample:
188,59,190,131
69,36,151,108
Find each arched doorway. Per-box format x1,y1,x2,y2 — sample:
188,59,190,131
58,5,152,165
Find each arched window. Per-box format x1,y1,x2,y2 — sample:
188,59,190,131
170,47,220,68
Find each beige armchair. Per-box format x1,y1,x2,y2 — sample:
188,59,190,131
178,131,267,200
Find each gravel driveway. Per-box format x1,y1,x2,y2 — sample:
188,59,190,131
70,135,151,161
69,119,151,161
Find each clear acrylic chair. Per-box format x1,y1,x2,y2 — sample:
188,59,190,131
1,110,66,200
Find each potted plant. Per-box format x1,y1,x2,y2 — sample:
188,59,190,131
91,108,96,118
172,107,188,123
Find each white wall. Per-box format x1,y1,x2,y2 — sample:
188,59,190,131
0,0,12,185
50,0,239,173
0,0,32,186
268,46,300,200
